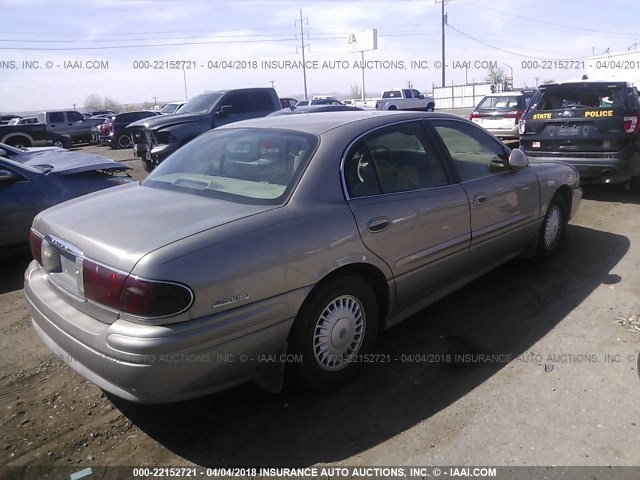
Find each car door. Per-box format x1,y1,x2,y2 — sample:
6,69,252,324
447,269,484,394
46,111,67,135
66,111,89,141
344,120,471,310
428,118,540,273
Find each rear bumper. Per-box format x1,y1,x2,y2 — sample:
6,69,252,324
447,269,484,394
525,152,634,184
24,261,296,403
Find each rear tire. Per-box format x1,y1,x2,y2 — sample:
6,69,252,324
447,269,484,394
388,105,397,111
116,134,132,149
534,194,567,261
288,276,379,391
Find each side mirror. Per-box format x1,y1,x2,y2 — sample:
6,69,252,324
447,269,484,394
0,169,19,185
218,105,233,117
508,148,529,169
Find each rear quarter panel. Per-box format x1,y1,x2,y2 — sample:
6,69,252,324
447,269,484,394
529,162,580,216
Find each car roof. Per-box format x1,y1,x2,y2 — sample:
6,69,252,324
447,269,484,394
218,110,464,135
483,91,524,97
541,79,629,87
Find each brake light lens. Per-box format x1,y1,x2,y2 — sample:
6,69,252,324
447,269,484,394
518,118,527,135
120,276,193,317
505,110,524,121
29,229,43,265
83,259,127,310
82,259,193,317
623,114,640,134
469,111,480,120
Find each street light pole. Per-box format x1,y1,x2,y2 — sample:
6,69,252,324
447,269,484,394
502,62,513,89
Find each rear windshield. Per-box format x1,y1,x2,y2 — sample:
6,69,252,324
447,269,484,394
142,128,318,205
477,95,523,110
533,84,627,111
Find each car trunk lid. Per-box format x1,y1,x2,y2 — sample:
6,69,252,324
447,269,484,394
31,183,277,322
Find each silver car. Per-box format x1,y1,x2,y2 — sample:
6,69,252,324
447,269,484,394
25,111,582,403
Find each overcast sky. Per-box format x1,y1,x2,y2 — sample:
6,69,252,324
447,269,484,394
1,0,639,112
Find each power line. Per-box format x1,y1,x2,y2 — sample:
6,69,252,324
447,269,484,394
446,24,593,60
455,4,640,37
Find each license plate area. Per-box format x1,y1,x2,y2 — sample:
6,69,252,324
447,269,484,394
558,125,579,136
42,235,85,298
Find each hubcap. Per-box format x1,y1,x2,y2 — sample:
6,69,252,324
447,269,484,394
119,136,131,148
544,206,562,249
313,295,365,371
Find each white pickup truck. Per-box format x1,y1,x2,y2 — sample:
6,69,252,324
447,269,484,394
354,88,435,111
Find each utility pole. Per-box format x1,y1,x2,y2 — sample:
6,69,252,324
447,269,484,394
295,10,309,100
534,76,540,87
270,80,275,88
435,0,451,87
153,96,157,107
182,67,188,100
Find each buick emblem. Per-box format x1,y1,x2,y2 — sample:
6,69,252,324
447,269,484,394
561,110,575,117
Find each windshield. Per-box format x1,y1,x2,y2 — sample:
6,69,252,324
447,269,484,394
143,128,318,205
160,103,179,114
177,93,223,114
534,84,626,110
477,95,523,110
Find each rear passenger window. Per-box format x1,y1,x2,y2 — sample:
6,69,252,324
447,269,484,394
48,112,65,124
345,122,450,198
432,120,508,182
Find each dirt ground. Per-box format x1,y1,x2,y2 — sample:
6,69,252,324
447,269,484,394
1,143,639,477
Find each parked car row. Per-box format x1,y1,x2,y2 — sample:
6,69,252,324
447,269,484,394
471,80,640,187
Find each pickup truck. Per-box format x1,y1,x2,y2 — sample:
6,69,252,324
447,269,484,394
128,87,281,172
354,88,435,111
0,123,47,148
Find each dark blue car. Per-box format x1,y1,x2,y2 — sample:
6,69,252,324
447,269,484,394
0,143,132,249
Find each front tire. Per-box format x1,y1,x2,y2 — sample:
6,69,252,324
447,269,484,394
288,276,379,390
534,194,567,261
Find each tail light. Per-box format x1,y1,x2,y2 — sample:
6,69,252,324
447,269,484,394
375,101,379,109
518,118,527,135
29,229,43,265
82,259,193,318
623,114,640,134
505,110,524,122
469,111,480,120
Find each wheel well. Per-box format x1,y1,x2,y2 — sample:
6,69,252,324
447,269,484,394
4,135,32,147
556,185,572,217
427,102,435,109
297,263,390,331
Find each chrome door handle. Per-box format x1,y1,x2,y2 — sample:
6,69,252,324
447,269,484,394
367,217,391,233
473,193,488,205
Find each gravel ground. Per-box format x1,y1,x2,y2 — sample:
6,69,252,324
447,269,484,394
0,143,638,476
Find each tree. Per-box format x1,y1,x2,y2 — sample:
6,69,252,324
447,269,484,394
485,65,506,86
349,83,362,99
542,79,555,84
84,93,103,111
84,94,122,112
103,95,121,111
142,101,155,110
